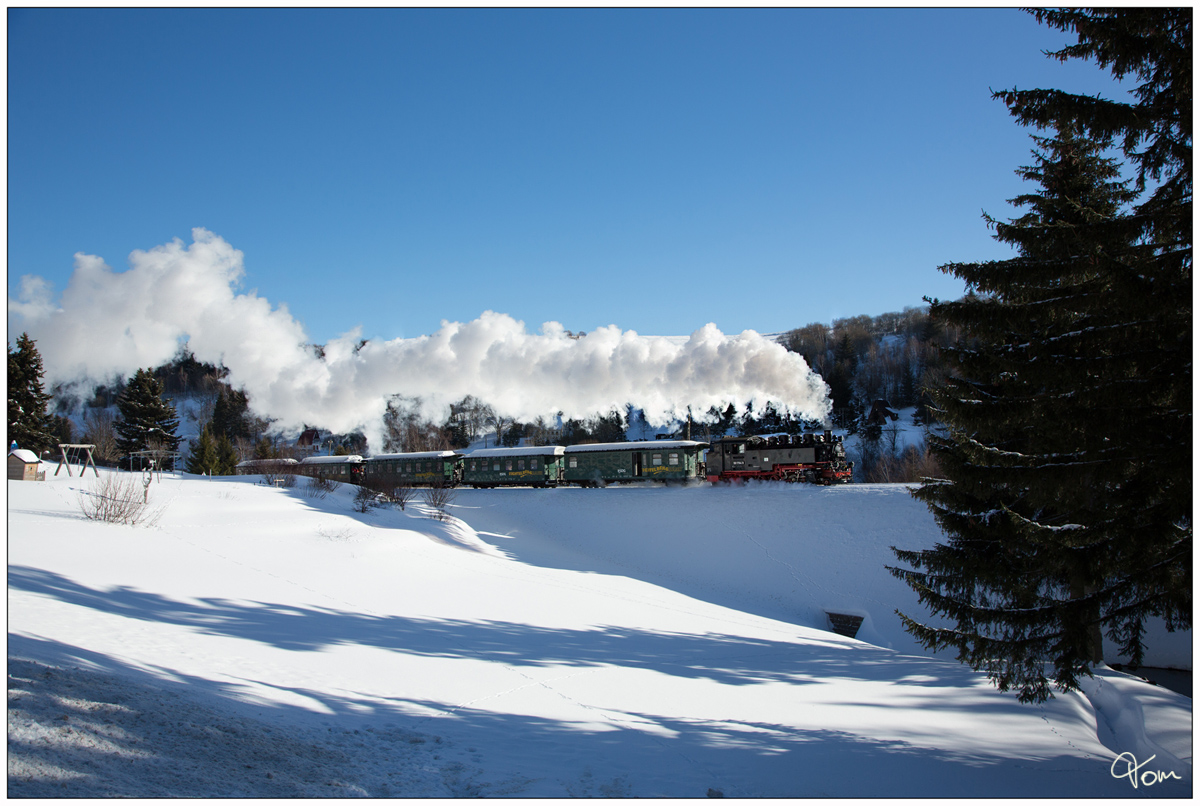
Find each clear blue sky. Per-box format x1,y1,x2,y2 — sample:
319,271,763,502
8,8,1130,345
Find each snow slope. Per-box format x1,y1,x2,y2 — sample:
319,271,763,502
8,470,1192,797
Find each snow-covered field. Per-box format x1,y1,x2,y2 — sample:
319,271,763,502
8,469,1192,797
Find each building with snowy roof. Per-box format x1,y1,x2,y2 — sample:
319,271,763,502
8,449,44,481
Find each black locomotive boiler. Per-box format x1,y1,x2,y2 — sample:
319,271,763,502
704,428,853,485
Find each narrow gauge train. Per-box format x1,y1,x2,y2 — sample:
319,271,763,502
255,432,851,488
704,428,853,484
281,440,710,488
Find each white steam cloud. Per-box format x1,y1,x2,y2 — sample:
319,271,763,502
8,229,830,447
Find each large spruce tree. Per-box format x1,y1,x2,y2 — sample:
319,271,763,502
890,9,1190,703
115,368,182,467
8,333,57,455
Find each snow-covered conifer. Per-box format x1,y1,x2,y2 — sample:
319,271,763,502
7,332,56,455
891,8,1191,703
115,368,182,466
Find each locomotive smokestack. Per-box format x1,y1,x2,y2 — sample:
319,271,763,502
823,416,833,441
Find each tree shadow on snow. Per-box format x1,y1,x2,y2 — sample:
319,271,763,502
6,635,470,798
6,633,1147,798
10,564,964,692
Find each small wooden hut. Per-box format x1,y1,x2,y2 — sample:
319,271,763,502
8,449,44,481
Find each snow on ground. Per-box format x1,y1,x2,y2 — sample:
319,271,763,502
8,469,1193,797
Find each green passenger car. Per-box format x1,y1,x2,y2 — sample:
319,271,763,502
362,451,464,487
299,455,364,482
463,446,566,488
562,440,708,486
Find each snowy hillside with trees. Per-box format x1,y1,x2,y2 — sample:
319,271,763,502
8,468,1192,797
7,9,1191,797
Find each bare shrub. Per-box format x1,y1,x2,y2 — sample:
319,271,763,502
386,472,420,510
367,473,415,510
390,481,416,511
864,450,903,483
78,473,163,526
317,525,353,542
302,475,338,499
353,484,379,513
422,480,457,521
864,441,945,484
909,442,945,482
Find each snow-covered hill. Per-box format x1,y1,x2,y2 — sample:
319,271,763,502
8,470,1192,797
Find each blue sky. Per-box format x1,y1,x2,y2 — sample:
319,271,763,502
8,8,1131,346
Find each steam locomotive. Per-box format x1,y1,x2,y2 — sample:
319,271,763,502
704,428,853,484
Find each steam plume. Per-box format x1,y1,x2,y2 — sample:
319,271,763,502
8,229,830,446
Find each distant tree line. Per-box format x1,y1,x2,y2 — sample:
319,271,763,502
380,395,635,453
777,306,963,483
780,305,966,432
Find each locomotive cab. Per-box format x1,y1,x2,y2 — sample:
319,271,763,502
721,439,748,471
